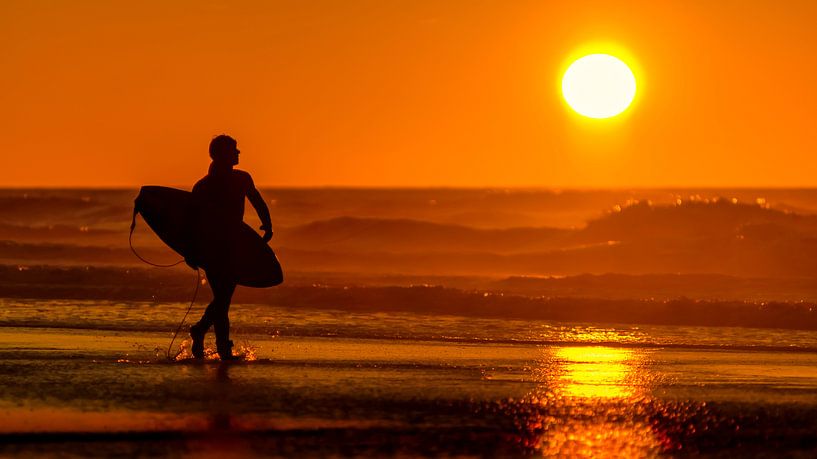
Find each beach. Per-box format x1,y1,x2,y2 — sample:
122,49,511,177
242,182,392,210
2,300,817,457
3,188,817,456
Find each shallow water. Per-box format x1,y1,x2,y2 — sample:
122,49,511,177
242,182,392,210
4,298,817,351
2,301,817,457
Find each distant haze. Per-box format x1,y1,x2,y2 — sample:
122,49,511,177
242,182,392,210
3,1,817,187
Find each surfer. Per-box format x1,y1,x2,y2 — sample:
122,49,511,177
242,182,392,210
187,134,273,360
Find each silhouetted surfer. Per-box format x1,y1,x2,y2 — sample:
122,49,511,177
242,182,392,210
188,135,272,360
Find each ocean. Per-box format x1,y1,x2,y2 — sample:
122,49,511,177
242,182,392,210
2,188,817,456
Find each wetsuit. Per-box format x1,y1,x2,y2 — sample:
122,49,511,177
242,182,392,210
190,161,271,352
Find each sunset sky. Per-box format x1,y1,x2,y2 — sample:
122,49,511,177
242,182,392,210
3,0,817,188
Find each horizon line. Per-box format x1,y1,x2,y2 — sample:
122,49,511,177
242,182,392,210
4,185,817,191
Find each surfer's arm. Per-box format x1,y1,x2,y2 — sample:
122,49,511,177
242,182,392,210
246,179,273,241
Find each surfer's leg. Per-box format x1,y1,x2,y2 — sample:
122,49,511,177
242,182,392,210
190,270,228,358
189,323,206,359
197,269,231,326
191,306,214,359
197,298,217,331
210,277,237,360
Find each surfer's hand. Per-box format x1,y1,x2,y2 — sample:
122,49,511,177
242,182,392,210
261,228,273,242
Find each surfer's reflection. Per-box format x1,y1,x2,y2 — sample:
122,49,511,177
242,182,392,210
188,135,274,361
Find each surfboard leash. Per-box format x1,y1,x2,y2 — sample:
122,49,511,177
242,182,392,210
129,205,202,361
165,268,201,361
128,207,186,268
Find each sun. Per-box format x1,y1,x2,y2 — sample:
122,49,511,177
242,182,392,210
562,54,636,119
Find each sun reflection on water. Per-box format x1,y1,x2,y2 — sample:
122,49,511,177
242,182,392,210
509,343,666,457
555,347,638,400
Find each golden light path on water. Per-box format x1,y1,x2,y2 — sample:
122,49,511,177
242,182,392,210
515,330,668,457
554,347,637,399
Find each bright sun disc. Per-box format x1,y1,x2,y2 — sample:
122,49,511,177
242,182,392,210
562,54,636,119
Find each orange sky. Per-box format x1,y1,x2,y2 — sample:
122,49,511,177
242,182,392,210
3,0,817,188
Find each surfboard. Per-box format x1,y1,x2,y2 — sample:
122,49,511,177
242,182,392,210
133,185,283,288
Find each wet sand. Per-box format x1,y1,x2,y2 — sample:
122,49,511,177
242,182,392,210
2,321,817,457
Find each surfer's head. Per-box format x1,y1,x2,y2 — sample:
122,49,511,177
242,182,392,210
209,134,240,166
